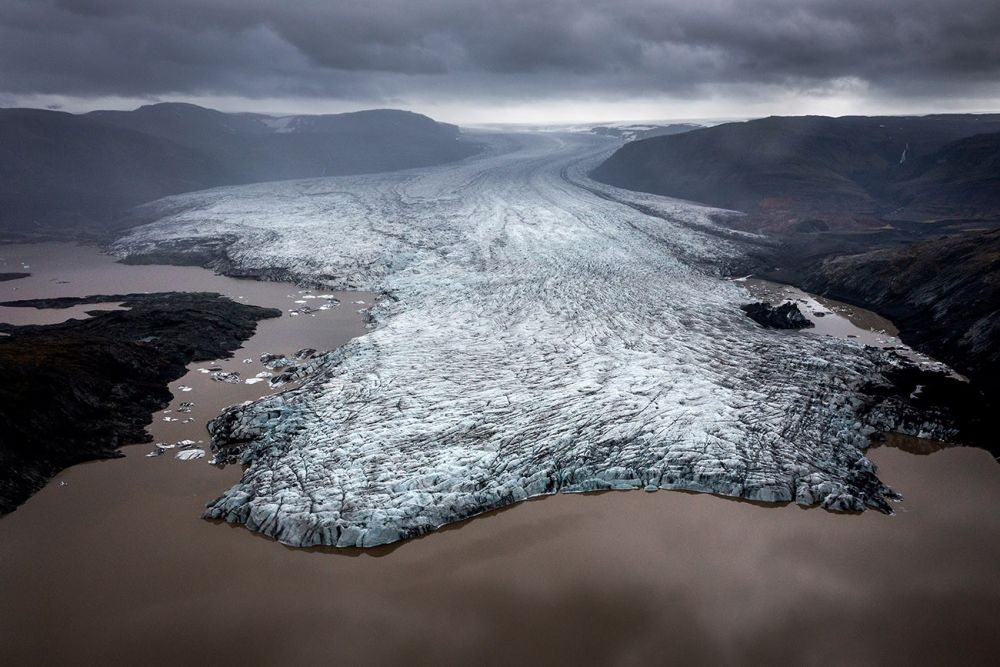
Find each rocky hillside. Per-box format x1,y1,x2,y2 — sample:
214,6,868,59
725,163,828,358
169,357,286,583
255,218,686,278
0,108,230,239
87,103,478,183
0,103,480,239
799,229,1000,401
591,114,1000,230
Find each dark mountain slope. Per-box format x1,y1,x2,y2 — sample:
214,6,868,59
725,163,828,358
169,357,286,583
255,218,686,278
591,114,1000,228
0,109,230,239
87,103,478,182
1,103,480,239
799,229,1000,401
885,132,1000,221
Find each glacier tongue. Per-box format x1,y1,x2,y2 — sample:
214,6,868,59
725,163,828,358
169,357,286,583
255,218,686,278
116,132,910,548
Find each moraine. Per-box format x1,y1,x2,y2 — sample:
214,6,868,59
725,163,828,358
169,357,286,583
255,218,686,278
114,131,959,547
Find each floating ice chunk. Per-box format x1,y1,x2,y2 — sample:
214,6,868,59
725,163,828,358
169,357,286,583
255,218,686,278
175,448,206,461
178,385,193,392
210,370,241,384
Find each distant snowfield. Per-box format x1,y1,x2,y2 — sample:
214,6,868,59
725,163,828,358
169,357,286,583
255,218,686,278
115,132,926,548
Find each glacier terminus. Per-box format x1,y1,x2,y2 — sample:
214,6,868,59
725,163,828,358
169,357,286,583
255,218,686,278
113,132,953,548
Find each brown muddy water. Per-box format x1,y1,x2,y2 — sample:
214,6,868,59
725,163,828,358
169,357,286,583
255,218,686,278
737,277,961,377
1,245,999,666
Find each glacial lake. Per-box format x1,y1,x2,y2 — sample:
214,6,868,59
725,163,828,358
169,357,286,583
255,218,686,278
0,243,998,665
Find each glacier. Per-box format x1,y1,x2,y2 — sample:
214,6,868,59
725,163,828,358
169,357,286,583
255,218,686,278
114,132,938,548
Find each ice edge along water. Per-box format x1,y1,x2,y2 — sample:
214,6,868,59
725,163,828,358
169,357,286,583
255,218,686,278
114,132,948,548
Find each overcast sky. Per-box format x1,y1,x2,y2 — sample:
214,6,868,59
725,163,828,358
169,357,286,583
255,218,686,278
2,0,999,123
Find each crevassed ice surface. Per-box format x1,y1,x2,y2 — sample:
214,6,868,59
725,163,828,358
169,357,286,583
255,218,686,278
116,132,903,548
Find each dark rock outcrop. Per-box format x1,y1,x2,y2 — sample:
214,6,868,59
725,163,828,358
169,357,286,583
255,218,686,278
740,302,814,329
0,292,280,513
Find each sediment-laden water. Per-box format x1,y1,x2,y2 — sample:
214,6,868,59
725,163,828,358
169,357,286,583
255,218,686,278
0,243,998,665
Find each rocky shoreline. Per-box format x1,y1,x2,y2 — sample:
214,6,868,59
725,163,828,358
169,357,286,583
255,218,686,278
0,292,280,513
750,228,1000,426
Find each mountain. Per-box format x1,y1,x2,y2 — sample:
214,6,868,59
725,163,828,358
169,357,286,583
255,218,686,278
799,228,1000,402
884,131,1000,221
591,114,1000,230
0,108,230,239
0,103,480,239
86,103,478,182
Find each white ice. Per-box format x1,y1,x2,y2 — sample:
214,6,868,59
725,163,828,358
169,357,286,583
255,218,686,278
115,132,928,548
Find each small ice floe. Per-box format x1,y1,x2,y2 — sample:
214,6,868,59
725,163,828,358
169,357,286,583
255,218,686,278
178,385,193,392
255,371,274,378
155,442,176,449
260,353,291,369
295,348,317,360
177,401,194,413
294,300,307,304
242,358,254,364
59,480,66,486
353,300,366,305
211,370,242,384
145,449,164,458
178,439,196,446
244,377,265,384
163,416,178,422
197,368,212,374
175,448,206,461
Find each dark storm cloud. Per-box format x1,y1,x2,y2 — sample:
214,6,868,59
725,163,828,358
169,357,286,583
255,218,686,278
1,0,998,105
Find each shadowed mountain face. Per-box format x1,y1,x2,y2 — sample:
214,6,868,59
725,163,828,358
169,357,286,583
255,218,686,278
591,114,1000,229
0,108,229,238
801,229,1000,399
0,103,480,240
86,104,477,183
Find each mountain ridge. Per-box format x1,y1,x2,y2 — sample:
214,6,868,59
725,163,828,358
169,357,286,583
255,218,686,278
0,103,480,239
